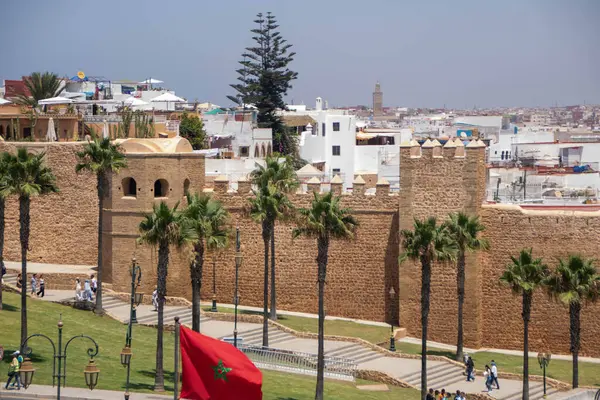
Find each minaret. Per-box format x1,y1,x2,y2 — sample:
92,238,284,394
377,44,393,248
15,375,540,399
373,81,383,117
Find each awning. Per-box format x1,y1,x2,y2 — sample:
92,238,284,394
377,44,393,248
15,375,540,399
356,132,377,140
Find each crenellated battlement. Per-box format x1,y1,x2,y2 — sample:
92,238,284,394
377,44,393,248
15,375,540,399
399,137,485,160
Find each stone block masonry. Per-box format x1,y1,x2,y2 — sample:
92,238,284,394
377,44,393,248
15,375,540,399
0,142,98,266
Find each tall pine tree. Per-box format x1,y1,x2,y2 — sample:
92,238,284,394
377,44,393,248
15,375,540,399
228,12,298,155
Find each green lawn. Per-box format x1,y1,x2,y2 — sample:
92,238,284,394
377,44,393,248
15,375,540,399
396,342,600,387
204,306,391,344
0,292,419,399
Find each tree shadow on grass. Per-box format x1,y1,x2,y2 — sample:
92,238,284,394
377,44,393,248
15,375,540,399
134,369,175,392
0,303,18,312
276,398,300,400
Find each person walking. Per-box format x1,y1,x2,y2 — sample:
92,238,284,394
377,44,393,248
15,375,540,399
16,273,22,290
5,351,21,390
30,274,37,296
75,278,83,301
91,274,97,295
152,287,158,311
484,365,493,392
491,360,500,389
466,356,475,382
426,388,435,400
36,274,45,298
84,279,93,301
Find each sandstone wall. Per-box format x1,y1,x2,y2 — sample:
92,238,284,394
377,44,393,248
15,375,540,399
0,142,97,266
480,204,600,356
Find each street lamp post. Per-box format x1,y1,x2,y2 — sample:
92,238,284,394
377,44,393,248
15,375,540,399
121,256,143,400
233,227,243,348
388,287,396,352
19,315,100,400
537,352,552,398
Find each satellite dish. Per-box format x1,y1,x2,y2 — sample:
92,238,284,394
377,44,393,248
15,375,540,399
77,71,86,80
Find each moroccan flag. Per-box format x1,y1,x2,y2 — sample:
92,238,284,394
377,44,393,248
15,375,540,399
180,326,262,400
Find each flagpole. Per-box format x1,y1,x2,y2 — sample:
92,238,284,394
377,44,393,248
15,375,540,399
174,316,180,400
234,227,241,348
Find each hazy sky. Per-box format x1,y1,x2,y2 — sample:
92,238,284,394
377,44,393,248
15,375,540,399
1,0,599,108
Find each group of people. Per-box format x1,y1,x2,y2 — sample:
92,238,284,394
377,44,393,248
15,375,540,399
4,351,24,390
465,355,500,393
426,388,467,400
74,275,97,302
12,273,46,297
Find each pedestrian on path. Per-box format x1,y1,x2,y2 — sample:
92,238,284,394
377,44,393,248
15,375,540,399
75,278,83,301
16,273,22,289
30,274,37,296
426,388,435,400
91,274,97,294
5,351,21,390
36,274,45,298
466,356,475,382
491,360,500,389
84,279,93,301
484,365,493,392
152,288,158,311
454,390,463,400
1,261,5,284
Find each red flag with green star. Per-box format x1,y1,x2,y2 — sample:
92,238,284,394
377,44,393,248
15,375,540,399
179,326,262,400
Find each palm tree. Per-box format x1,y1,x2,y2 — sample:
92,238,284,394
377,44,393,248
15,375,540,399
500,248,549,400
248,182,293,346
400,217,456,400
544,255,599,389
1,148,58,348
293,191,358,400
444,212,489,362
76,137,127,314
13,72,63,107
138,201,195,392
250,154,298,320
181,193,229,332
0,154,9,311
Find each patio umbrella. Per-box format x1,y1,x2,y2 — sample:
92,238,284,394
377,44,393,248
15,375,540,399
102,120,109,139
46,118,57,142
124,97,149,107
139,78,163,84
39,96,74,105
150,93,185,111
0,98,11,105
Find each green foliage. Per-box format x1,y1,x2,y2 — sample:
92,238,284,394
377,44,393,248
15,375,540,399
75,137,127,180
500,248,549,295
0,148,59,199
228,12,298,155
444,212,489,253
119,107,134,137
179,112,206,150
182,193,230,252
13,72,62,108
399,217,457,264
134,111,155,138
545,255,600,305
293,191,358,241
138,202,197,249
250,154,298,193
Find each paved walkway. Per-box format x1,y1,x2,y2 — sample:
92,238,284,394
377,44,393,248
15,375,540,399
9,284,567,400
4,261,95,275
0,384,170,399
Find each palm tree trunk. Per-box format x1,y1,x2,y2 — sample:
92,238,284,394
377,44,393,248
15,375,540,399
191,242,204,332
0,198,5,311
522,292,532,400
19,196,30,351
315,236,328,400
94,173,105,315
262,221,270,347
269,225,277,320
456,250,465,361
420,254,431,400
569,302,581,389
154,241,169,392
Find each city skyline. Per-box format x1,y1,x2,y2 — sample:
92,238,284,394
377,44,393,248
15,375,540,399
0,0,599,108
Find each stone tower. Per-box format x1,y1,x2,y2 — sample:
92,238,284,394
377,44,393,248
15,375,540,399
372,81,383,117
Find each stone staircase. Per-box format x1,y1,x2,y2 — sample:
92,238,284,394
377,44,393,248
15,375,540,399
233,326,297,347
499,382,559,400
325,342,383,364
3,273,19,289
397,363,465,390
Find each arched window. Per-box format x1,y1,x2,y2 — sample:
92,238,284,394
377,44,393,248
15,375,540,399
183,179,191,195
153,179,169,198
0,125,4,138
261,143,266,158
254,145,260,158
501,151,505,160
267,143,272,156
122,177,137,197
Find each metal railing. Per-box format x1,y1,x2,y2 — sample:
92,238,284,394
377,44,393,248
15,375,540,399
238,345,357,381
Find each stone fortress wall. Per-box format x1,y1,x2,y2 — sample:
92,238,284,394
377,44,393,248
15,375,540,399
1,139,599,356
399,138,600,357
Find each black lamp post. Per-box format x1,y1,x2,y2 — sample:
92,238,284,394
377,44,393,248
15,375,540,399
20,315,100,399
389,287,396,352
537,352,551,398
233,227,242,348
121,256,143,400
211,255,218,312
